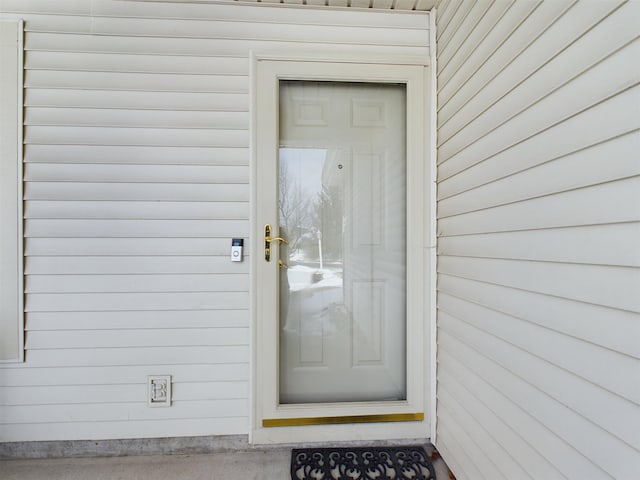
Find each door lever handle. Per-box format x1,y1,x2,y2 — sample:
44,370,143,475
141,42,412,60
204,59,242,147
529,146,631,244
267,236,288,244
264,224,288,262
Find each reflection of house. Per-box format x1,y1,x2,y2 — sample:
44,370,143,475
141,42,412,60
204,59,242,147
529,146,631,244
1,1,638,478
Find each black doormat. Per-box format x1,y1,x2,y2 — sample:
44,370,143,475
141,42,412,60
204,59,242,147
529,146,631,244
291,445,436,480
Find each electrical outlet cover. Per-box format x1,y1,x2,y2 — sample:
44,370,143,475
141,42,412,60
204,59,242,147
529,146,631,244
148,375,172,407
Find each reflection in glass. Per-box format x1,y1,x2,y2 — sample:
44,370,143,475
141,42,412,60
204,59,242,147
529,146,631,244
278,81,406,404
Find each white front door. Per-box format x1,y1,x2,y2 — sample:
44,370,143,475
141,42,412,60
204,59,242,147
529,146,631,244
252,58,430,444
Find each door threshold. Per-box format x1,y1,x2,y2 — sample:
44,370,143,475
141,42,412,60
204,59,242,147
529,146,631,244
263,412,424,427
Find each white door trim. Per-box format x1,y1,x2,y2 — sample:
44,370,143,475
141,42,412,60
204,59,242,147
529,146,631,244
250,53,434,444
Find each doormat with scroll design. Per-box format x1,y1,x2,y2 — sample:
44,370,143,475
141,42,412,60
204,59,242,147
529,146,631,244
291,445,437,480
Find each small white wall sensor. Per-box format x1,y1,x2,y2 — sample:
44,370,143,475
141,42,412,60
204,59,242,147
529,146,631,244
231,238,243,262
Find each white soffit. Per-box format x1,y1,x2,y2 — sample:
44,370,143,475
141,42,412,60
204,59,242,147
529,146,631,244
234,0,436,10
127,0,437,12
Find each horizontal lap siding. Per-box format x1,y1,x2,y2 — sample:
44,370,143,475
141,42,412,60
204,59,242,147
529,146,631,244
0,0,430,441
435,1,640,479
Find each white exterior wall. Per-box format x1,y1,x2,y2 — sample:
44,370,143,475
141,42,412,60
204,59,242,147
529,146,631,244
435,1,640,479
0,0,430,442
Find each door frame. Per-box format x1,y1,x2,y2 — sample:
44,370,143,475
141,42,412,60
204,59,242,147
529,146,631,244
250,52,435,444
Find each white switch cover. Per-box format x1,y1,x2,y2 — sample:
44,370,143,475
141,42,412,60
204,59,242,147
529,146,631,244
148,375,171,407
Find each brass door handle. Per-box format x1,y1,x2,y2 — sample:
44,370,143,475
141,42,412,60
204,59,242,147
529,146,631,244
264,224,288,262
268,236,288,243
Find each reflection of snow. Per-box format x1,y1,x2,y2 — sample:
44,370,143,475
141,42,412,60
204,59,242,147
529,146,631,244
287,265,343,292
289,250,309,263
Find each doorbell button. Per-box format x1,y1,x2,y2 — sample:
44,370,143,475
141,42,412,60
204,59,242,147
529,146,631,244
231,238,243,262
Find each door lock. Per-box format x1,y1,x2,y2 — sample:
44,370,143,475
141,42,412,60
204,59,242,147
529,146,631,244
264,224,287,262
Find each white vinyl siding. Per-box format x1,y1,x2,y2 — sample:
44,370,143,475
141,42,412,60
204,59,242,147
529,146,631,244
435,1,640,479
0,0,430,441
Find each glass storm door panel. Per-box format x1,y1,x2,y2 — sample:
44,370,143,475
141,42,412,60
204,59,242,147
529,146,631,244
278,81,407,404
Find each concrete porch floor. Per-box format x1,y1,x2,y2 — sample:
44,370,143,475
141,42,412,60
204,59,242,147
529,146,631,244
1,445,452,479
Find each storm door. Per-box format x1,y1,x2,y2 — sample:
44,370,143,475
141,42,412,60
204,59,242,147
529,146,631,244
253,59,428,444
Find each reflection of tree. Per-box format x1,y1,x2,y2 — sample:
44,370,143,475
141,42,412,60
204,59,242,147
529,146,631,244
279,160,313,255
280,156,344,264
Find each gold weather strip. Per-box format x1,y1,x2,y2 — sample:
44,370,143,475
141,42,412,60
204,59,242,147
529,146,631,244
262,413,424,428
